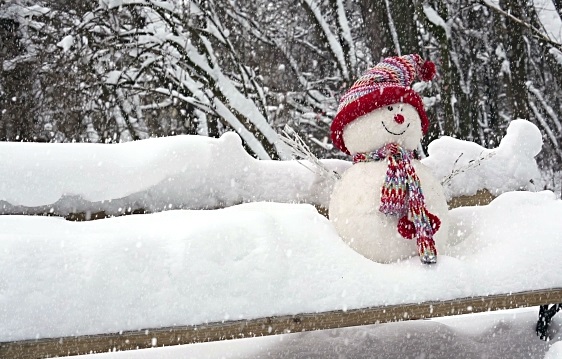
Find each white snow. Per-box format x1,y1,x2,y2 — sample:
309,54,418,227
551,48,562,66
0,120,542,217
423,3,451,40
546,341,562,359
533,0,562,43
0,133,346,215
57,35,74,52
0,120,559,359
422,119,543,199
1,190,562,342
105,70,123,85
81,308,560,358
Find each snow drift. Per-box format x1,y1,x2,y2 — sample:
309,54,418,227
0,120,542,217
1,190,561,342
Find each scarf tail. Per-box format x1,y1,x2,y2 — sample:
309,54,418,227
413,209,438,264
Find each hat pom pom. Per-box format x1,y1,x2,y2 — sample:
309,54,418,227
420,60,436,81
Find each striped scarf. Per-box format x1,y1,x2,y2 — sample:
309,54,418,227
353,143,439,264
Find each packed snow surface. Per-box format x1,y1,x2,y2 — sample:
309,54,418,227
0,120,542,216
546,341,562,359
423,119,542,199
0,132,346,214
1,190,561,341
82,308,560,359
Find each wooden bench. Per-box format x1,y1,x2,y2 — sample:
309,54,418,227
4,190,561,358
2,288,561,359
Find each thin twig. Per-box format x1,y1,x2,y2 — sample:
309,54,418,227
280,125,341,182
441,150,496,186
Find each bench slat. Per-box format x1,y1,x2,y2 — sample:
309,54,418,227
2,288,561,359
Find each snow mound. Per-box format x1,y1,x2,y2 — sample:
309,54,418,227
545,342,562,359
0,133,347,215
1,191,562,341
422,119,542,199
0,120,542,217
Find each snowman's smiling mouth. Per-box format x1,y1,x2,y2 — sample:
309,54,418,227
382,121,410,136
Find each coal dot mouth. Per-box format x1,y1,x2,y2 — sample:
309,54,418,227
382,121,410,136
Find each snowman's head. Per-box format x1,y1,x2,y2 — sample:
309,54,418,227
331,54,436,155
342,103,422,154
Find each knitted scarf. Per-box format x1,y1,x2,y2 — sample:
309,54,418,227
353,143,439,264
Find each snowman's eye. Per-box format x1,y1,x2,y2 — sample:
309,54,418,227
387,106,393,111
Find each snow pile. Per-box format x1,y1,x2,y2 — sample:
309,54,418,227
546,341,562,359
0,119,544,216
1,190,562,341
0,133,347,215
422,120,542,199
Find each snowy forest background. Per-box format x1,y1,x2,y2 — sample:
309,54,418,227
0,0,561,187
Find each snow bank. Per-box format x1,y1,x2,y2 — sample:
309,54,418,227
546,342,562,359
0,133,347,215
0,120,543,215
2,190,561,341
422,120,542,199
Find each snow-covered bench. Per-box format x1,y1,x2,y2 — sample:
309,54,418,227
1,192,562,358
1,122,560,358
0,120,544,219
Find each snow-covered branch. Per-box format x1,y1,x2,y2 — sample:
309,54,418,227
478,0,562,51
302,0,350,81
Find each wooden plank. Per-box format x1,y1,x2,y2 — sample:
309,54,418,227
316,189,495,219
2,288,562,359
448,189,496,209
9,188,495,222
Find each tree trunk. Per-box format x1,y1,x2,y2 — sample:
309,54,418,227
423,1,455,136
499,0,529,121
359,0,421,60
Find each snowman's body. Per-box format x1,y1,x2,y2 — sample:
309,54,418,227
330,160,449,263
329,103,449,263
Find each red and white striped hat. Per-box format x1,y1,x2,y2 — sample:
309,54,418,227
331,54,436,154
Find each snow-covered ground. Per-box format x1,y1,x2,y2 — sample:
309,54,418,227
81,308,561,359
547,340,562,359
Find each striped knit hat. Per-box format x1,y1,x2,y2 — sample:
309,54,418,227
331,54,436,154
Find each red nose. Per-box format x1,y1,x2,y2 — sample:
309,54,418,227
394,114,405,124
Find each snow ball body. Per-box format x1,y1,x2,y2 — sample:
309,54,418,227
329,104,450,263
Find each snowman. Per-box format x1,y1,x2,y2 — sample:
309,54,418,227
329,54,449,264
